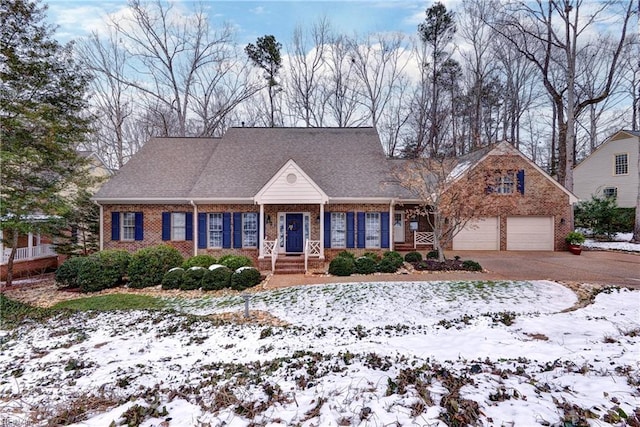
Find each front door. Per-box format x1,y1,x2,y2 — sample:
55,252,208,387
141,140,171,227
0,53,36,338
285,213,304,252
394,212,405,243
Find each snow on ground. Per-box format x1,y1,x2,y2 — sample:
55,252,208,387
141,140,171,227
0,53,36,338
1,280,639,426
584,232,640,252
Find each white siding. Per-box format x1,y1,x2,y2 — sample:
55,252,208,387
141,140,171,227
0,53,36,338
256,162,326,204
574,134,639,208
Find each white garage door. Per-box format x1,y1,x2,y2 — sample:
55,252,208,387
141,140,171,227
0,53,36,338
453,217,499,250
506,216,554,251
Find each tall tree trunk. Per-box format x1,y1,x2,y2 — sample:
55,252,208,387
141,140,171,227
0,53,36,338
5,230,19,287
633,134,640,243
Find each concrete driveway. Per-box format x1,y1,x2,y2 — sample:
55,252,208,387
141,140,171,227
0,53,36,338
446,250,640,288
266,250,639,289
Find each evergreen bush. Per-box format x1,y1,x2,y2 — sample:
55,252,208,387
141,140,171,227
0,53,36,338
328,256,354,276
230,267,261,291
202,266,232,291
55,256,89,289
377,257,399,273
336,250,355,261
161,268,185,290
219,255,253,271
426,250,439,259
404,251,423,263
354,256,377,274
182,254,217,269
128,245,183,289
180,267,206,290
382,251,404,269
462,260,482,271
362,251,380,262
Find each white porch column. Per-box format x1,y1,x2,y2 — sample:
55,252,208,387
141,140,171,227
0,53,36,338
259,203,265,259
27,232,33,258
319,203,325,258
389,202,395,252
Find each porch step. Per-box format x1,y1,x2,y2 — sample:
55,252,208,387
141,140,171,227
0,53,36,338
274,255,306,274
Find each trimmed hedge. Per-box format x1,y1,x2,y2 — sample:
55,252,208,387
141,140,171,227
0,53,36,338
230,267,261,291
377,256,399,273
354,256,377,275
328,256,354,276
404,251,423,263
219,254,253,271
202,266,232,291
162,268,185,290
128,245,184,289
382,251,404,269
182,255,217,269
55,257,88,289
56,250,131,293
181,267,206,290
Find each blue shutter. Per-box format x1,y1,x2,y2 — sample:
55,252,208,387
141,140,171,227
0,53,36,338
357,212,365,248
346,212,355,248
185,212,193,241
111,212,120,241
223,213,231,248
324,212,331,248
517,169,525,194
162,212,171,241
134,212,144,241
198,213,207,249
381,212,390,249
233,212,243,248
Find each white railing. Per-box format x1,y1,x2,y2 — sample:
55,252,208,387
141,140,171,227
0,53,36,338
263,240,278,272
2,244,57,264
304,239,321,273
414,232,435,247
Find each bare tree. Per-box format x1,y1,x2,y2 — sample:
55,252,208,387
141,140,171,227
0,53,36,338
493,0,635,191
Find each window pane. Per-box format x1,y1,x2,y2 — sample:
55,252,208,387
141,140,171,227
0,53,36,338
208,213,223,248
365,212,380,248
172,213,186,241
122,213,136,241
331,212,346,248
243,213,257,247
615,154,628,175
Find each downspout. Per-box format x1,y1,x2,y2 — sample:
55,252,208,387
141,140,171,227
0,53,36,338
190,200,197,257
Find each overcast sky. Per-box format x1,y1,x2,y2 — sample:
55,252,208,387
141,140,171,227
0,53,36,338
46,0,447,46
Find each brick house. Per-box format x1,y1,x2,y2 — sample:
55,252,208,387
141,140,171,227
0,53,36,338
92,127,577,272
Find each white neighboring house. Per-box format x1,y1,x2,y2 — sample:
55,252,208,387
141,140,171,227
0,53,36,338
573,130,640,208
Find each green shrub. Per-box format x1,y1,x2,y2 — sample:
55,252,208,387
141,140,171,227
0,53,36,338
202,266,232,291
219,255,253,271
128,245,184,289
404,251,423,263
181,267,206,290
328,256,354,276
462,260,482,271
161,268,185,290
230,267,261,291
73,250,131,293
354,256,377,274
76,257,108,293
377,257,399,273
182,254,217,269
382,251,404,269
362,251,380,262
574,195,625,238
426,250,439,259
55,257,88,289
565,231,585,245
336,250,355,261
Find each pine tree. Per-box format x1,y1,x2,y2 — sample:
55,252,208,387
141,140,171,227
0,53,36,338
1,0,92,285
245,35,283,127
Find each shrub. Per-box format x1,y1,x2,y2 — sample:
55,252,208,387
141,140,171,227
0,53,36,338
181,267,206,290
404,251,423,263
362,251,380,262
462,260,482,271
377,257,399,273
354,256,377,274
76,257,107,293
73,250,131,293
128,245,184,289
202,266,232,291
182,255,217,269
574,195,623,238
328,256,354,276
426,250,439,259
95,249,131,283
230,267,261,291
161,268,185,290
336,250,355,261
382,251,404,269
565,231,585,245
55,257,88,289
219,255,253,271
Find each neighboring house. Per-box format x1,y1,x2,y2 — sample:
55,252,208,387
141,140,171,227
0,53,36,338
573,129,640,208
92,127,577,273
1,151,112,281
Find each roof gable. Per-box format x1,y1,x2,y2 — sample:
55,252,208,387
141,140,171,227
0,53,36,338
575,129,640,171
254,159,328,204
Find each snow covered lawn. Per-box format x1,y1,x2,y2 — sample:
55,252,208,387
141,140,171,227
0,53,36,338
583,232,640,253
1,280,639,426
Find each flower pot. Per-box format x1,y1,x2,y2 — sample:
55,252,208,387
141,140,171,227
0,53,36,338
568,244,582,255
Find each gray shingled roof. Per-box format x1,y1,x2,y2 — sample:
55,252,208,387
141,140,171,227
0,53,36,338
93,138,220,200
93,128,400,201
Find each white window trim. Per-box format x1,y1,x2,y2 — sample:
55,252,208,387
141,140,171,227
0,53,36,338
495,172,515,194
331,212,346,248
171,212,186,241
121,212,136,241
365,212,381,249
242,212,258,248
208,213,223,248
614,153,629,176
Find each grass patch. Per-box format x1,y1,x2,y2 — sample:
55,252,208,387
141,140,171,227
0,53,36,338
52,294,167,311
0,294,53,328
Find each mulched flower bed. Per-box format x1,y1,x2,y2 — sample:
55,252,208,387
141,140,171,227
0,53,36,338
412,259,480,272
